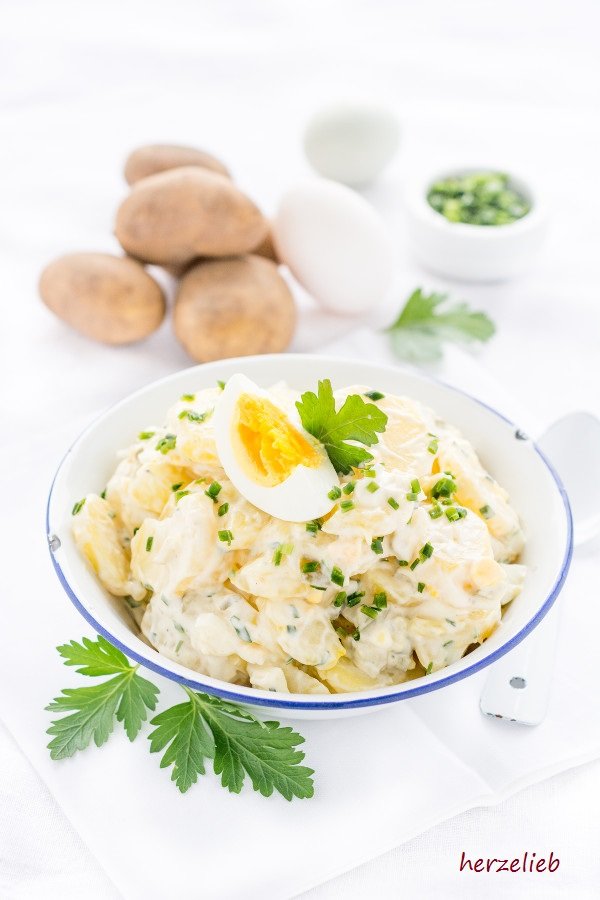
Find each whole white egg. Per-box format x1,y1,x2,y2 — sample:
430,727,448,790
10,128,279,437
303,102,400,187
272,178,394,315
213,374,338,522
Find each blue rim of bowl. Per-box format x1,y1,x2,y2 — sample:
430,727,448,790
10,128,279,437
46,359,573,711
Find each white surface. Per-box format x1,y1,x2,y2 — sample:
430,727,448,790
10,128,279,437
1,1,600,898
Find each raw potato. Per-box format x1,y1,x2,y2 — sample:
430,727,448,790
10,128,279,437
173,255,295,362
115,167,268,266
252,228,280,263
124,143,230,185
39,252,166,345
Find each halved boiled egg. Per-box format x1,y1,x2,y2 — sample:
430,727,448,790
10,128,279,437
213,374,337,521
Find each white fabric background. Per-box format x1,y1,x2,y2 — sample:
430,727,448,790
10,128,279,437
1,1,599,898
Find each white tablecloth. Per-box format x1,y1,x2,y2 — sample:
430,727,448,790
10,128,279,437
1,1,599,897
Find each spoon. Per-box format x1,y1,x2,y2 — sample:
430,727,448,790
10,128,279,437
480,411,600,726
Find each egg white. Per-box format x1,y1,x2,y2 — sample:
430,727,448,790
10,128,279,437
213,374,338,522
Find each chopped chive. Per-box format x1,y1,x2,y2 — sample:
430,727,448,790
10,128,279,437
427,437,439,454
425,661,433,675
174,622,185,634
175,639,183,653
273,542,293,566
417,582,425,593
410,478,421,494
398,559,409,567
352,629,361,641
366,481,380,493
387,496,400,510
406,492,419,502
446,618,456,627
480,504,494,519
373,591,387,609
429,505,443,519
328,485,342,500
145,536,154,552
71,498,86,516
218,502,229,517
231,615,251,642
443,640,453,648
361,604,379,619
346,591,365,607
217,380,226,390
218,529,234,545
371,537,383,554
333,591,347,607
133,527,139,536
100,489,107,500
306,520,321,533
155,433,176,454
138,430,155,440
340,499,354,512
331,566,345,586
342,482,355,495
310,585,327,591
420,542,434,559
410,558,420,570
445,506,461,522
301,560,320,574
205,481,222,502
178,408,210,423
287,624,297,634
363,468,377,478
457,506,467,518
171,482,183,492
180,393,195,402
174,490,190,503
431,476,457,499
364,390,385,401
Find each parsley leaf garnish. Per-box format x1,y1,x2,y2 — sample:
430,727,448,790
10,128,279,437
149,688,314,799
46,636,159,756
386,288,495,362
296,379,388,474
46,635,315,801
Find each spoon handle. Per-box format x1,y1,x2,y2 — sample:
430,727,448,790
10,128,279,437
480,603,559,725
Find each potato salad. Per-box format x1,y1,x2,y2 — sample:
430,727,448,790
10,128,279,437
72,376,525,694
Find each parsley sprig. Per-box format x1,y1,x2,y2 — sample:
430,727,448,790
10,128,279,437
46,636,159,756
46,636,314,801
386,288,495,362
296,379,388,474
149,689,314,799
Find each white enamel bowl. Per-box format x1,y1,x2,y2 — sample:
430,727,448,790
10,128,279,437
47,355,572,720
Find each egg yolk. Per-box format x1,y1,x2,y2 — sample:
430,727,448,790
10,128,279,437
233,394,322,486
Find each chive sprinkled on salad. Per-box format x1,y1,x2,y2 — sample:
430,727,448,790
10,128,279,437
364,390,385,401
71,498,86,516
417,582,425,593
328,486,342,500
431,476,457,499
218,503,229,517
366,481,380,493
145,536,153,552
331,566,345,586
174,490,190,503
138,430,155,440
171,482,183,492
301,560,320,574
420,542,434,559
480,504,494,519
425,661,433,675
306,520,321,533
333,591,347,607
371,537,384,554
361,604,379,619
155,433,176,454
342,482,355,495
373,591,387,609
178,409,211,423
340,499,354,512
346,591,365,607
429,504,443,519
180,393,195,402
205,481,222,502
218,530,234,545
427,436,439,454
387,496,400,510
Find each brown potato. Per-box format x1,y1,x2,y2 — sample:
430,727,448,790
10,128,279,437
173,255,295,362
252,228,280,263
115,167,268,266
124,143,230,185
39,252,165,345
